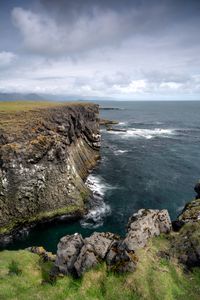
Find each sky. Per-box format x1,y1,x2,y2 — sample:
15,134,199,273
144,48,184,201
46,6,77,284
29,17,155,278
0,0,200,100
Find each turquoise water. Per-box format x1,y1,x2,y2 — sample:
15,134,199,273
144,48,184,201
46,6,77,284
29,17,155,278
2,101,200,252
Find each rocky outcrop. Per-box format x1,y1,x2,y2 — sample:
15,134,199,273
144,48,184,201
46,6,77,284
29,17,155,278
0,103,100,242
54,208,172,277
170,183,200,268
123,209,171,251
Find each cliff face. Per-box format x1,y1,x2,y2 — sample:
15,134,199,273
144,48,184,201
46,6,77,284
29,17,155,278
0,103,100,237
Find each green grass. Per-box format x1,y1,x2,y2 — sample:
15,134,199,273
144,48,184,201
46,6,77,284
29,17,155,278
0,101,93,112
0,204,85,235
0,236,200,300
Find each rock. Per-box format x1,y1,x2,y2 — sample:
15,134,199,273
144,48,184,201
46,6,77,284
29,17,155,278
74,244,99,277
27,246,56,262
54,209,172,277
123,209,171,251
170,222,200,268
172,220,185,232
178,199,200,224
85,232,119,259
194,181,200,198
55,233,84,275
0,103,100,242
106,240,138,273
74,232,119,276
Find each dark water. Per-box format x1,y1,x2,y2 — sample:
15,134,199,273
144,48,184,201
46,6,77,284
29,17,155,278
2,101,200,253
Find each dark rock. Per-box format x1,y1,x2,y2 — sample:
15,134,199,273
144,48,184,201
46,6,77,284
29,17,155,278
55,233,84,275
194,181,200,198
172,220,185,232
106,240,138,273
170,222,200,268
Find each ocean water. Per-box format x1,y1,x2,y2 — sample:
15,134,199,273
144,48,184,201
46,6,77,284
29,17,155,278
2,101,200,252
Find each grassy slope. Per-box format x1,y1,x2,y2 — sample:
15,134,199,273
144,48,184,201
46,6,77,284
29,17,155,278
0,236,200,300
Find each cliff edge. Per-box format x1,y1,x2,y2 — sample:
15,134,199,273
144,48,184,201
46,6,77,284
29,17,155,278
0,102,100,241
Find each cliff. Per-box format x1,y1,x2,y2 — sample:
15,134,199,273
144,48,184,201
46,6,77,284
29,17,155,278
0,102,100,241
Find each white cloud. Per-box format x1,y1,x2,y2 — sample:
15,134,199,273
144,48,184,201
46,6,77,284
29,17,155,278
114,80,147,94
0,51,16,66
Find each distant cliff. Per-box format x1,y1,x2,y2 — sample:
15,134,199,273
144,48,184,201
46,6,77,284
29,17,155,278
0,103,100,241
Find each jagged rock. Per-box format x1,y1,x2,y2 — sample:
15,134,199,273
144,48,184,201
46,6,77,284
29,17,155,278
74,232,119,276
106,240,138,273
123,209,171,251
74,243,99,277
85,232,119,259
178,199,200,224
54,209,171,277
55,233,84,275
170,222,200,268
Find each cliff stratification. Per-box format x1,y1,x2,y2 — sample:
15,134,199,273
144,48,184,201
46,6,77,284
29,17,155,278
0,103,100,241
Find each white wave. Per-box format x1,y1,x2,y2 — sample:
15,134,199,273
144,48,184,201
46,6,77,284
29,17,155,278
114,149,129,155
118,121,127,126
108,128,175,139
80,175,112,229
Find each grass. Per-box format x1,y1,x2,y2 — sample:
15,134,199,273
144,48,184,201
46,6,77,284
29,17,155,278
0,236,200,300
0,204,85,235
0,101,95,133
0,101,93,112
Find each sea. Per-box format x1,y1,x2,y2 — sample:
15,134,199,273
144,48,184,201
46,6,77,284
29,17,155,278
2,101,200,252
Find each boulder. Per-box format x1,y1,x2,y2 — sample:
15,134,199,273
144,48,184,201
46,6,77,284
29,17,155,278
123,209,171,251
106,240,138,273
74,232,119,277
55,233,84,275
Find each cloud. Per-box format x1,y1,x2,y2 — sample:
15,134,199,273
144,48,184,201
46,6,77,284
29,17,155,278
0,0,198,99
0,51,16,66
12,6,135,55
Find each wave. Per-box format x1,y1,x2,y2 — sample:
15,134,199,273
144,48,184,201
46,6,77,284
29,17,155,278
108,128,175,139
80,175,112,229
114,149,129,155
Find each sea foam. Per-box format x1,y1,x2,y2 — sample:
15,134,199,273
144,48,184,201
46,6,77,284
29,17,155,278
80,174,112,229
108,128,175,139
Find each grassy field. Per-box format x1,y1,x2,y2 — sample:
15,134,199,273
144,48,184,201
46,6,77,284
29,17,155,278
0,236,200,300
0,101,93,112
0,101,93,134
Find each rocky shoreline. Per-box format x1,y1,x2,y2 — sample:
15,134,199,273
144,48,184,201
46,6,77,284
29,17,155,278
28,185,200,278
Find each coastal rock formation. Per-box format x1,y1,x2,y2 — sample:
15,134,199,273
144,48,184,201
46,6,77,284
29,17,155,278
0,103,100,242
123,209,171,251
54,208,172,277
170,183,200,268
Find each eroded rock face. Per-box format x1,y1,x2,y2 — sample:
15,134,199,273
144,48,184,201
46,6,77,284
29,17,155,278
123,209,172,251
54,209,172,277
0,104,100,239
